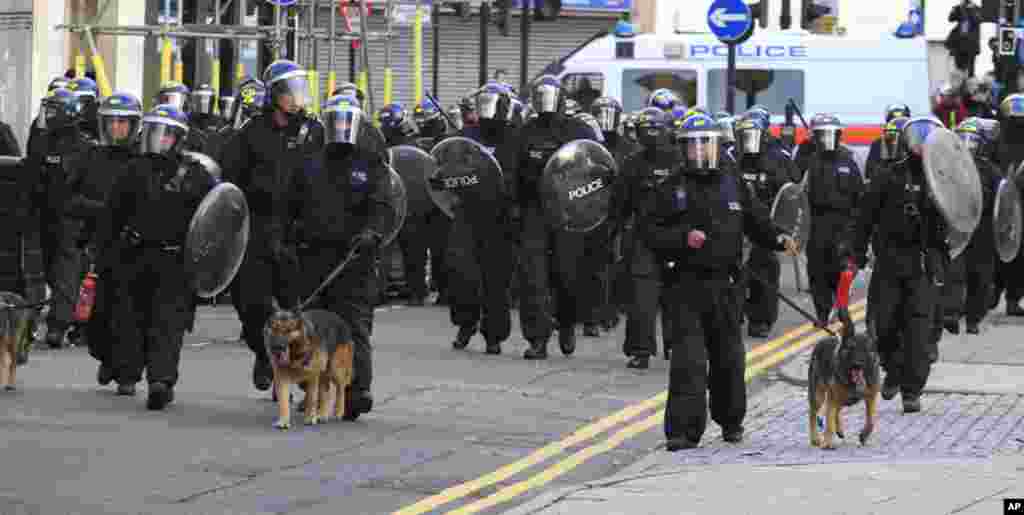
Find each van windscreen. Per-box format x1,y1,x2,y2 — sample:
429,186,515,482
621,69,697,113
706,69,805,116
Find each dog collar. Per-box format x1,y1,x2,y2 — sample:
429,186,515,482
302,353,313,368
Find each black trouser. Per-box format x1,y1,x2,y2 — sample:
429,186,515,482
429,209,451,297
940,255,967,324
622,239,672,358
300,244,377,392
446,217,513,342
999,251,1024,306
111,248,192,386
518,203,586,342
953,52,976,78
662,271,745,442
582,222,615,326
236,249,301,365
86,258,116,365
872,271,937,398
398,213,431,300
744,245,780,328
964,249,995,324
807,235,843,322
47,219,86,331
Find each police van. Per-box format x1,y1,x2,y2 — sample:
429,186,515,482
550,26,931,148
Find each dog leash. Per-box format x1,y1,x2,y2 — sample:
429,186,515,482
295,245,361,311
745,267,839,338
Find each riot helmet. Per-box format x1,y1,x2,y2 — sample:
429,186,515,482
191,84,216,116
69,77,99,127
47,77,70,93
810,113,843,152
231,78,266,129
634,107,672,149
901,116,944,158
622,112,639,142
414,100,447,137
880,116,910,161
262,60,311,115
563,98,581,117
679,114,722,173
529,75,564,115
39,88,81,130
476,82,513,123
218,96,236,122
590,96,623,134
377,103,418,142
446,104,464,132
97,91,143,148
332,82,365,108
509,97,528,128
955,118,986,157
999,93,1024,119
323,96,364,146
574,113,604,142
140,104,189,157
884,103,912,122
715,113,736,145
156,81,191,111
647,88,680,112
735,114,768,155
685,106,710,119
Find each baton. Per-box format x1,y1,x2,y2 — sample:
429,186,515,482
296,245,361,311
745,267,839,337
787,98,812,132
425,91,458,132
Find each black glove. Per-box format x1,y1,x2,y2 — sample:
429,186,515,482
349,229,383,252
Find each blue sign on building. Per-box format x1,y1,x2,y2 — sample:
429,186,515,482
510,0,632,12
264,0,299,6
706,0,753,43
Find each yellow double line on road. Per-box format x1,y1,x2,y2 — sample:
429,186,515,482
394,302,867,515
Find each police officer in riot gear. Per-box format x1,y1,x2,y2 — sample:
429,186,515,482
69,77,101,142
218,96,236,126
640,114,797,450
67,91,143,390
994,94,1024,315
98,104,217,408
292,95,395,419
517,75,599,359
852,117,949,414
865,104,912,183
647,88,683,113
435,82,520,354
735,114,802,337
413,99,453,304
187,83,226,154
615,107,680,369
155,81,191,112
377,103,419,147
805,113,865,325
220,60,325,393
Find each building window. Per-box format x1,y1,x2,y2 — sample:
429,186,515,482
706,69,805,116
561,73,604,113
620,69,697,113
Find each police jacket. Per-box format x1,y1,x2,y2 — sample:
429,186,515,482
965,156,1000,261
24,124,92,224
865,138,884,184
852,157,949,277
101,154,217,253
805,147,864,246
0,157,45,297
614,146,680,276
517,114,597,205
638,161,786,274
0,121,19,157
460,124,521,206
66,145,135,245
219,112,324,252
292,147,397,246
736,145,800,206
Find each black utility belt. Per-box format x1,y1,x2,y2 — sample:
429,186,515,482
120,229,181,252
661,262,735,280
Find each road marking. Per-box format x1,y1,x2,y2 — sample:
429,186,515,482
393,302,868,514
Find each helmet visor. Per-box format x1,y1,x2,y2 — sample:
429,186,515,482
881,130,903,160
476,90,505,121
814,127,841,151
192,92,214,115
532,84,559,114
718,118,736,144
99,113,141,147
140,118,187,156
739,128,762,154
219,97,236,119
324,106,363,145
684,133,721,170
272,76,311,112
593,106,620,132
903,120,940,156
157,92,188,111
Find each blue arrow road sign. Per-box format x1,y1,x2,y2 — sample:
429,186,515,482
707,0,752,43
265,0,299,7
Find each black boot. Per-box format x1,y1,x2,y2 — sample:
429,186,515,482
485,338,502,355
881,372,900,400
558,326,576,356
902,394,922,414
665,437,699,451
97,363,115,386
523,339,548,360
1007,300,1024,316
252,356,273,391
343,388,373,421
582,323,600,337
747,323,771,338
45,328,64,349
966,322,980,334
452,326,475,350
146,382,174,410
116,382,136,396
626,355,649,369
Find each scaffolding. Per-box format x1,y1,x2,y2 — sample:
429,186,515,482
56,0,395,115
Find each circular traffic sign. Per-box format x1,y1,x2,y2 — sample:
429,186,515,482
707,0,753,43
264,0,298,7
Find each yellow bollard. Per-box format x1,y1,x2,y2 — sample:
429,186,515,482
236,62,245,84
327,71,337,101
161,39,173,84
384,68,393,106
357,71,368,109
413,6,423,105
75,55,86,79
89,55,113,97
174,59,184,84
308,70,320,114
212,59,221,114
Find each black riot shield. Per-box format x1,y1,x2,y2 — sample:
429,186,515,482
428,136,504,219
922,128,983,235
387,145,434,218
948,227,971,260
994,177,1023,263
771,181,812,250
381,166,409,247
185,182,250,298
181,150,222,181
540,139,618,233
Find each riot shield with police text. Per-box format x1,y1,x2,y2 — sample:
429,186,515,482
181,151,222,181
922,128,983,235
381,166,409,248
770,181,811,250
387,145,434,219
540,140,618,233
185,182,250,298
428,136,504,219
994,177,1023,263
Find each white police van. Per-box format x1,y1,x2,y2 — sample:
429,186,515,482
552,25,931,147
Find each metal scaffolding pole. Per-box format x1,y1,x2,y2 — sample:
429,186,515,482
329,0,337,95
357,0,375,114
384,0,393,104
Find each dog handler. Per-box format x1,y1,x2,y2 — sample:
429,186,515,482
637,114,798,451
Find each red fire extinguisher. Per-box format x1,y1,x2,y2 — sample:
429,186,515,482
74,269,98,322
836,262,855,311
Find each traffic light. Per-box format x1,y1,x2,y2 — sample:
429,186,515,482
494,0,511,36
802,0,831,29
749,1,770,29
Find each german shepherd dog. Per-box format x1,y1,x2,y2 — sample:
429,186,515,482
0,292,41,391
808,320,881,449
264,300,354,430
